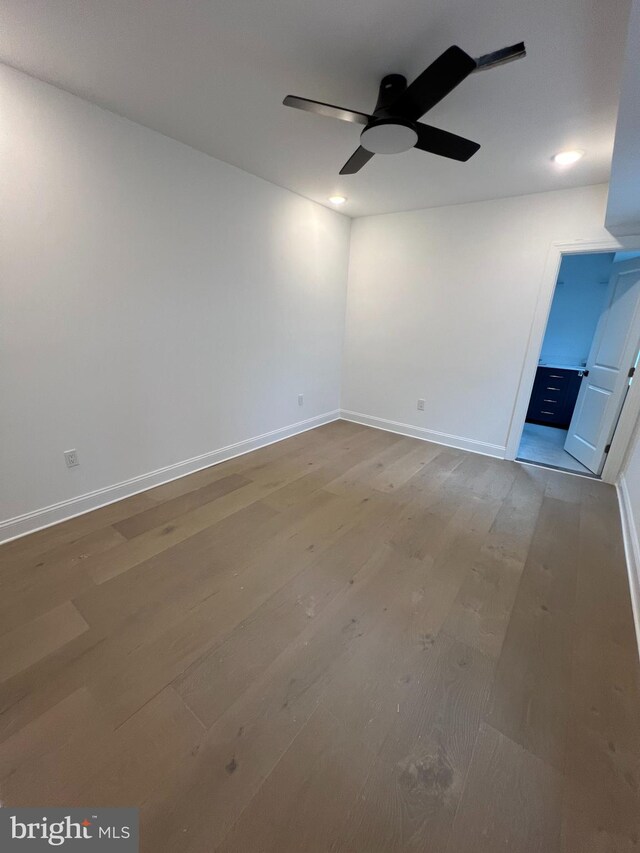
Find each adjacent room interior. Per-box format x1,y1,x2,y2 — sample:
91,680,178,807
2,0,640,850
517,250,640,477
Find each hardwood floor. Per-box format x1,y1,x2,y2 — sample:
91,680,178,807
1,420,639,852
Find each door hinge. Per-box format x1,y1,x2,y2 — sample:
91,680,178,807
629,366,636,378
583,369,589,377
604,443,611,454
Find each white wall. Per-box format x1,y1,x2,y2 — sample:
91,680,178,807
606,0,640,237
341,184,612,455
618,424,640,652
539,252,613,368
621,428,640,544
0,65,351,537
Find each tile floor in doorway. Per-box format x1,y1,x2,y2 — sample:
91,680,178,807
517,422,594,476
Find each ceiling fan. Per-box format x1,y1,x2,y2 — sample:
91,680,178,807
283,42,526,174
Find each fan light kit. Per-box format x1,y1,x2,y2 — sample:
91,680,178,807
553,150,584,166
283,41,526,175
360,119,418,154
329,195,347,205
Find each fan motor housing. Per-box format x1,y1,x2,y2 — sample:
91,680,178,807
360,118,418,155
374,74,408,112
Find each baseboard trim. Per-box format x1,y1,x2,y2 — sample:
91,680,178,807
0,410,340,545
340,410,506,459
616,474,640,662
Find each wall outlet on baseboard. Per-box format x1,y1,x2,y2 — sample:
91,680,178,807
64,449,79,468
298,394,304,406
417,399,425,411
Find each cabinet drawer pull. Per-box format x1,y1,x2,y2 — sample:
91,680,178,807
547,386,561,391
549,374,564,379
543,399,557,403
541,410,555,415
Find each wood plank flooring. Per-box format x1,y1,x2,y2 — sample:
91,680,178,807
1,420,639,852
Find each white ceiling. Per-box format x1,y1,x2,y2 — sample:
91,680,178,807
0,0,631,218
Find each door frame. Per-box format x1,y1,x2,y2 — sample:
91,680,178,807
504,236,640,484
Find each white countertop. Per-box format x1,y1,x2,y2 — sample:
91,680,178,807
538,363,585,371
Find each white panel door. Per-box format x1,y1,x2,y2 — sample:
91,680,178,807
564,258,640,474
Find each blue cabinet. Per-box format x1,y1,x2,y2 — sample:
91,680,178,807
526,367,583,428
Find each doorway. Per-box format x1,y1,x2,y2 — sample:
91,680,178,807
514,249,640,478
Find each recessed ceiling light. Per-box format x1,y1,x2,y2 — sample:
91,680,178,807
329,195,347,205
552,149,584,166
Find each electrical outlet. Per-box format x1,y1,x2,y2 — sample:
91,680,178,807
417,399,425,411
298,394,304,406
64,449,79,468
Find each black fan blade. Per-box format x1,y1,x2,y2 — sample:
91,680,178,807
283,96,371,126
383,45,477,121
414,123,480,161
339,146,375,175
473,42,526,72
